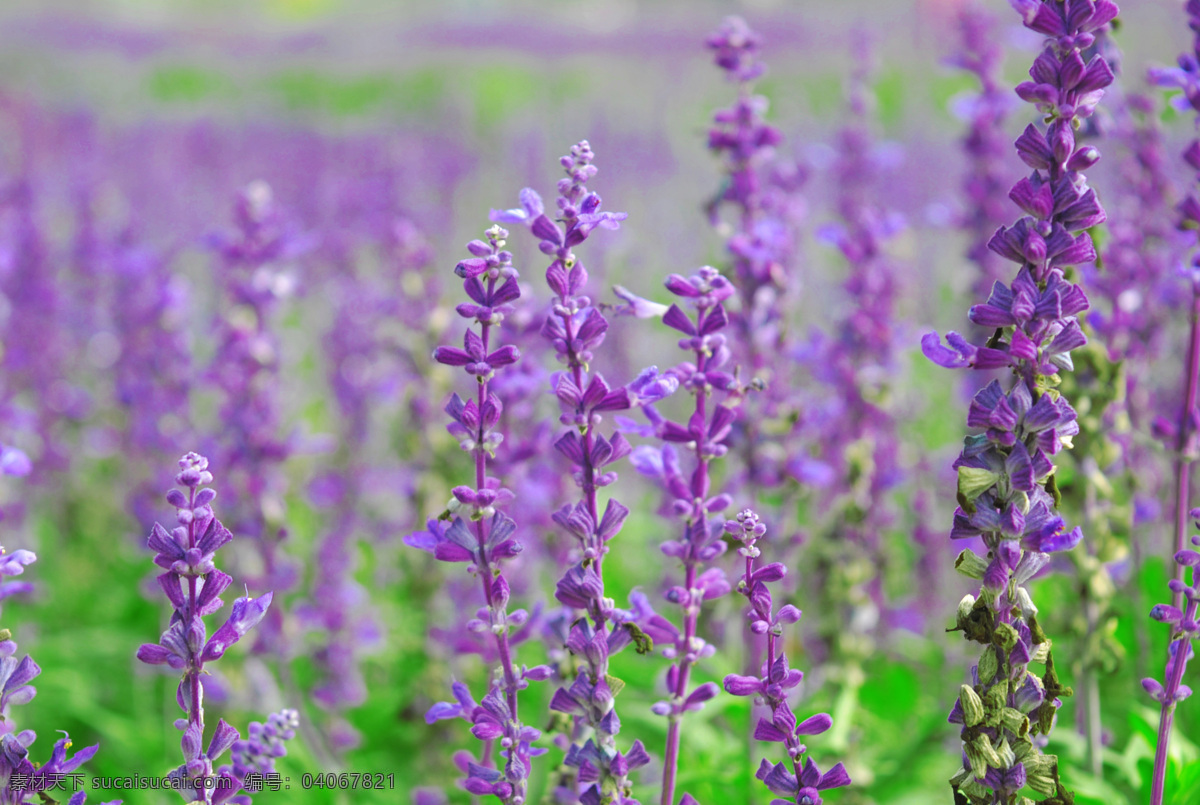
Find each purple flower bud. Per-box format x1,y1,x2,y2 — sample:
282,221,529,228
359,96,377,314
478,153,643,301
202,593,273,662
1152,604,1185,624
1176,549,1200,567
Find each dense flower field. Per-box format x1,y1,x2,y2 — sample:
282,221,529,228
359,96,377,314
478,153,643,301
6,0,1200,802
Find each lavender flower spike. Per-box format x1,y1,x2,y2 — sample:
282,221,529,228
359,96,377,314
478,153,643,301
638,265,738,805
137,453,276,804
950,3,1017,302
1149,0,1200,612
499,142,654,804
703,16,803,493
923,1,1119,802
421,225,547,804
1144,510,1200,805
723,510,849,805
0,539,116,802
206,183,306,657
1140,6,1200,801
224,709,300,794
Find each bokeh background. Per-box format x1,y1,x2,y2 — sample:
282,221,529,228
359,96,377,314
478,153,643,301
0,0,1198,803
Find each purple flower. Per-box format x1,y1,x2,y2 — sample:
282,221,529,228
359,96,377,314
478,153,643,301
927,2,1118,800
1146,519,1200,804
490,141,627,278
0,179,74,480
224,709,300,793
722,510,848,802
755,756,850,805
205,183,307,658
1148,9,1200,798
0,446,30,479
0,547,35,606
137,453,279,804
501,142,649,804
108,232,193,462
705,16,766,83
789,30,910,671
950,4,1021,301
0,544,112,804
626,264,742,805
409,223,543,805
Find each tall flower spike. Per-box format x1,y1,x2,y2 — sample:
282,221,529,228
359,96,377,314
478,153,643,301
137,453,278,804
1149,0,1200,612
1086,91,1178,368
704,15,806,492
950,3,1018,304
1144,511,1200,805
495,142,655,804
628,265,737,805
922,2,1119,802
415,224,548,804
108,230,195,534
798,29,904,673
0,179,72,481
1145,6,1200,798
722,509,849,805
1063,89,1181,783
205,182,307,657
294,220,429,760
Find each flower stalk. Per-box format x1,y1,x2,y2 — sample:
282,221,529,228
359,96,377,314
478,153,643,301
416,224,549,804
495,141,660,804
1143,510,1200,805
631,266,739,805
723,508,850,805
923,1,1119,801
136,453,280,804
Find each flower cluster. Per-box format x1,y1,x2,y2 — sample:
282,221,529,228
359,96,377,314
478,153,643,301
1087,92,1178,368
108,231,196,531
631,265,739,805
21,4,1200,802
206,182,307,656
417,225,549,804
1149,0,1200,113
722,509,849,805
0,541,117,805
227,710,300,793
704,16,806,491
923,1,1119,802
497,142,659,804
797,30,905,667
704,16,791,296
0,182,74,481
949,4,1018,301
1144,513,1200,805
706,16,776,197
295,220,430,758
491,140,627,272
1148,1,1200,605
1144,7,1200,801
137,453,276,804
